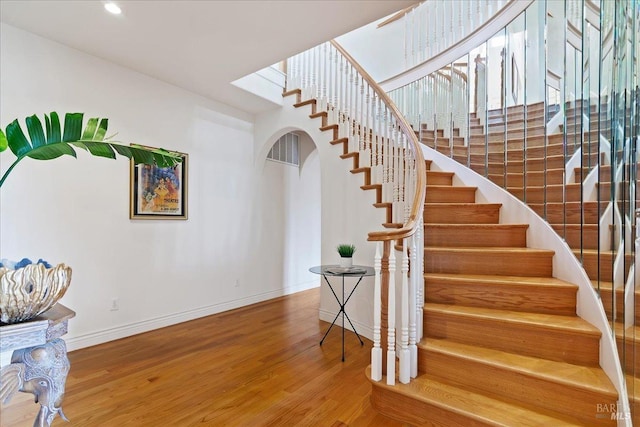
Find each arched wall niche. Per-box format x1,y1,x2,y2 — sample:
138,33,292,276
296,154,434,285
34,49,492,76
257,129,321,294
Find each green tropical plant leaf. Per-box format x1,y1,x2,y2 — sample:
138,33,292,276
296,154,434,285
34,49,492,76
0,112,182,188
25,115,46,149
62,113,82,142
6,119,31,157
94,119,108,141
27,143,77,160
46,112,61,144
81,117,100,140
0,129,7,152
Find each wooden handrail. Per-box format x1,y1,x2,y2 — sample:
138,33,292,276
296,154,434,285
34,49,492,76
330,40,426,242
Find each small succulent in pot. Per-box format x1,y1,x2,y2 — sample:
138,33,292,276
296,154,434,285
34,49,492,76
336,244,356,267
336,244,356,257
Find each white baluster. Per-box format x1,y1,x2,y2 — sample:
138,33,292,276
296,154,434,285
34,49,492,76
399,239,410,384
409,232,418,378
312,45,318,98
384,109,391,205
372,242,383,381
392,122,399,221
331,46,339,124
302,50,309,97
359,76,365,152
322,43,328,110
404,136,411,223
387,247,396,386
338,55,344,120
417,214,424,340
363,84,372,168
286,57,292,91
375,98,383,184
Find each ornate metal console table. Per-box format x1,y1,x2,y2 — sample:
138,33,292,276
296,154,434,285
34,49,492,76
0,304,75,427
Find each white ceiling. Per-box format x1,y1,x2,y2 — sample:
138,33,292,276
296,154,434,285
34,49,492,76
0,0,414,115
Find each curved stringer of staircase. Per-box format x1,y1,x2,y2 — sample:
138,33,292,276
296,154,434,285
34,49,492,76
368,154,619,426
280,41,622,425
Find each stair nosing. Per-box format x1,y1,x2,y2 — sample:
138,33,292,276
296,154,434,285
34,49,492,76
424,272,577,289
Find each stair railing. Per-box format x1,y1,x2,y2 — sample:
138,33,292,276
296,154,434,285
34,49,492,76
401,0,512,71
286,40,426,385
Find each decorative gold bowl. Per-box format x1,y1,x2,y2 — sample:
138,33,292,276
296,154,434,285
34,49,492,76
0,263,72,324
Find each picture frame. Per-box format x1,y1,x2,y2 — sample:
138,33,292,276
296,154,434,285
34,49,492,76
129,146,188,220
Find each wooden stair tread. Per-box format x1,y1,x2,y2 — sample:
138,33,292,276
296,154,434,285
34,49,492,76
426,184,476,190
367,368,584,427
591,280,616,290
350,167,369,174
330,137,348,145
319,123,337,132
578,248,615,256
422,338,617,397
425,247,555,255
294,99,316,108
626,374,640,403
614,323,639,342
424,303,600,335
424,202,501,210
282,88,301,98
425,272,577,289
426,171,454,176
553,224,599,229
425,223,528,231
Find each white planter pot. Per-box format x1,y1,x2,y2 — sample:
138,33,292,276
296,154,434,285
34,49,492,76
339,257,353,268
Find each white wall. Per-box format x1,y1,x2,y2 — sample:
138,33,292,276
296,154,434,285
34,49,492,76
0,24,318,350
336,18,406,83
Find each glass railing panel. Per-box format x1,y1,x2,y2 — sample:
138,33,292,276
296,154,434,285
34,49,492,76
469,44,488,177
504,14,526,202
482,30,507,182
450,54,470,166
524,1,548,219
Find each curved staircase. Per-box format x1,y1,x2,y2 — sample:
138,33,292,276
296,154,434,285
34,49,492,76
279,42,622,425
368,159,618,426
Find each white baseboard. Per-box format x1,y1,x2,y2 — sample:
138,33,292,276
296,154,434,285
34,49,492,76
318,308,374,342
66,282,320,351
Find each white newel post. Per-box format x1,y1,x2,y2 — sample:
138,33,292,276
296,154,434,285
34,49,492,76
399,239,410,384
371,242,383,381
386,248,396,385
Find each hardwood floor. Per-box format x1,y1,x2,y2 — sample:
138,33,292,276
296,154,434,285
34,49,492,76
1,289,403,427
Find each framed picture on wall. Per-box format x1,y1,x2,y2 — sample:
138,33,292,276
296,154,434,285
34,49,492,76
129,146,188,220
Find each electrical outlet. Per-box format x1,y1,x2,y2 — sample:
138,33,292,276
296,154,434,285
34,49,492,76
110,298,119,311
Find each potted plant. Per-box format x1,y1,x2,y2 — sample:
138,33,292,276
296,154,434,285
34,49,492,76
337,244,356,268
0,112,182,324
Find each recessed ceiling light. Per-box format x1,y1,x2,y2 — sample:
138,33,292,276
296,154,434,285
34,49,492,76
104,2,122,15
